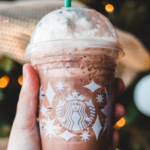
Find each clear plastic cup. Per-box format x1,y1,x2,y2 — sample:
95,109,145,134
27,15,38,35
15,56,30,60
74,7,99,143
25,7,124,150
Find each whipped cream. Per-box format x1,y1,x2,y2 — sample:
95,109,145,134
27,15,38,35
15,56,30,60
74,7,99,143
30,7,118,44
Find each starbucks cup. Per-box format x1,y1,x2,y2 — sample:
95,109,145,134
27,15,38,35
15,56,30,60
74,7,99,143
25,7,124,150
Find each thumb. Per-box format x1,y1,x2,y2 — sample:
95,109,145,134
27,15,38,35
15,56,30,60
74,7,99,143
14,64,39,129
7,64,40,150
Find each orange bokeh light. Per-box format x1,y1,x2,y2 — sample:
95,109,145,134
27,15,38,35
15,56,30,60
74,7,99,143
3,20,9,23
18,75,23,85
105,4,114,13
91,9,96,11
0,76,10,88
115,117,126,128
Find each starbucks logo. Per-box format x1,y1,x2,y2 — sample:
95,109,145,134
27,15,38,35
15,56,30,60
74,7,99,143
56,91,95,131
39,80,112,142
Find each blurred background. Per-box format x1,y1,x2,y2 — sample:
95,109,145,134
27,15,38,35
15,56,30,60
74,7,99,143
0,0,150,150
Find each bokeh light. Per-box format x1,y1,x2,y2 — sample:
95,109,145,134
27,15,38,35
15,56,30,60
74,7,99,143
134,75,150,116
18,75,23,85
3,20,9,23
105,4,114,13
114,117,126,129
91,9,96,11
0,76,10,88
116,117,126,127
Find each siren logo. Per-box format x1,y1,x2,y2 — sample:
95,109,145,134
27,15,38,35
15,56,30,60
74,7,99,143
39,80,109,141
56,91,96,131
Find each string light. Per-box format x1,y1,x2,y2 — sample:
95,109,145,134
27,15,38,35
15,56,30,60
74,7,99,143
105,4,114,13
18,75,23,85
0,76,10,88
114,117,126,129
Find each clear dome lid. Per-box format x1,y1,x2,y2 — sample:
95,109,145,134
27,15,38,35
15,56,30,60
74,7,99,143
25,7,124,59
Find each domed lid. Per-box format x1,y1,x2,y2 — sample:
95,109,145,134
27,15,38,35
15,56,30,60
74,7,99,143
25,7,124,59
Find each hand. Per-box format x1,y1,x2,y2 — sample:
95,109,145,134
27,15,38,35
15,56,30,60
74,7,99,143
113,78,125,150
7,64,125,150
7,64,41,150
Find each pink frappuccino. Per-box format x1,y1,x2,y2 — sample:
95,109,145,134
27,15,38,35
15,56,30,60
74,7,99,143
25,7,124,150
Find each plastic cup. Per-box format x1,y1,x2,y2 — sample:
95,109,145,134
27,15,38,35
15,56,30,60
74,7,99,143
25,7,124,150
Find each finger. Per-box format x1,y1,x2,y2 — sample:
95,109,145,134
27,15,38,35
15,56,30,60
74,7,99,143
112,130,119,150
8,64,40,150
14,64,39,128
113,103,125,124
115,78,125,96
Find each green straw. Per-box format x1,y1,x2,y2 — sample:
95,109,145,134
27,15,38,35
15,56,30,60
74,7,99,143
65,0,72,7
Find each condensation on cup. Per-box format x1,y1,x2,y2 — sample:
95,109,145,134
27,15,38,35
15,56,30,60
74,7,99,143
25,7,124,150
